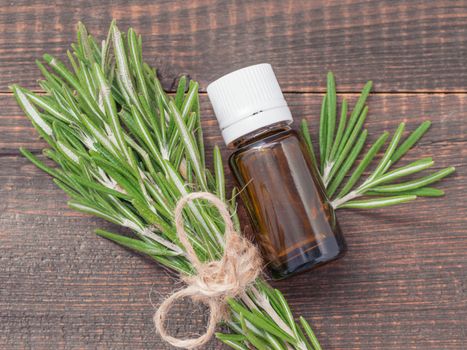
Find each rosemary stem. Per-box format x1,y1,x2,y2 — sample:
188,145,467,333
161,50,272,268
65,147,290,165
331,190,361,209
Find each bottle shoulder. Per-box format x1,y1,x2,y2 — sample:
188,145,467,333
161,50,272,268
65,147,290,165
230,128,299,159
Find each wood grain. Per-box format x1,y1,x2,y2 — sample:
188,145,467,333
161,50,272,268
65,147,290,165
1,1,466,349
1,93,466,156
1,92,465,349
0,0,466,92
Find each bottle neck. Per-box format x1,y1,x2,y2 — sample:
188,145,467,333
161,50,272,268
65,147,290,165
230,121,292,148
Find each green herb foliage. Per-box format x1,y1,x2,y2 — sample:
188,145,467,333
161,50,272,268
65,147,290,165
300,72,455,209
13,22,322,350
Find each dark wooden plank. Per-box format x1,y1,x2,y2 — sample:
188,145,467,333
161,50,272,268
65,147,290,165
1,0,467,93
1,92,465,349
1,92,465,155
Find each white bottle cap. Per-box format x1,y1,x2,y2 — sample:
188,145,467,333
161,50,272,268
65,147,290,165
207,63,292,145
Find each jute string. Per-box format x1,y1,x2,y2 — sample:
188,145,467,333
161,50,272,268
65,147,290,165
153,192,262,349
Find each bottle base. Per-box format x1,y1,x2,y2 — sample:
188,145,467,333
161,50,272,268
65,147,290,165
269,234,347,280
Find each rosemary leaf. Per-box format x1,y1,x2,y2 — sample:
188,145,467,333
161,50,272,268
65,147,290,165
366,187,445,197
329,98,347,162
325,72,336,162
337,131,389,198
319,94,327,172
300,119,318,168
174,76,187,109
299,317,322,350
327,129,368,197
213,146,226,201
368,166,455,193
96,229,180,257
390,120,431,165
366,122,405,182
339,195,417,209
169,101,207,190
128,28,150,105
228,299,296,345
326,106,368,184
362,157,434,189
336,80,372,157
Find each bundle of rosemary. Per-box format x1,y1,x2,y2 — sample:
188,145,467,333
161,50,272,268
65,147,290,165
12,22,454,350
13,22,323,350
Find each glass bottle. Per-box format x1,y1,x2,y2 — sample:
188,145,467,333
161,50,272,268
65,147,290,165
207,64,346,279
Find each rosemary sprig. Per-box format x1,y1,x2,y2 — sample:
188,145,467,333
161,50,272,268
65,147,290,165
14,22,322,350
301,72,455,209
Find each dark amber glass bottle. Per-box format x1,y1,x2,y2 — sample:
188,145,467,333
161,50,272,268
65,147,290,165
229,123,346,279
207,64,346,279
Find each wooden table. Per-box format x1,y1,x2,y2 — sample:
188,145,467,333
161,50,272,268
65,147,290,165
1,1,466,349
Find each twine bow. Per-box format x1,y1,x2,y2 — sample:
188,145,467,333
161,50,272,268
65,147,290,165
153,192,262,349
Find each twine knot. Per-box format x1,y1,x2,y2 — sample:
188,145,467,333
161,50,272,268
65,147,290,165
154,192,262,349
